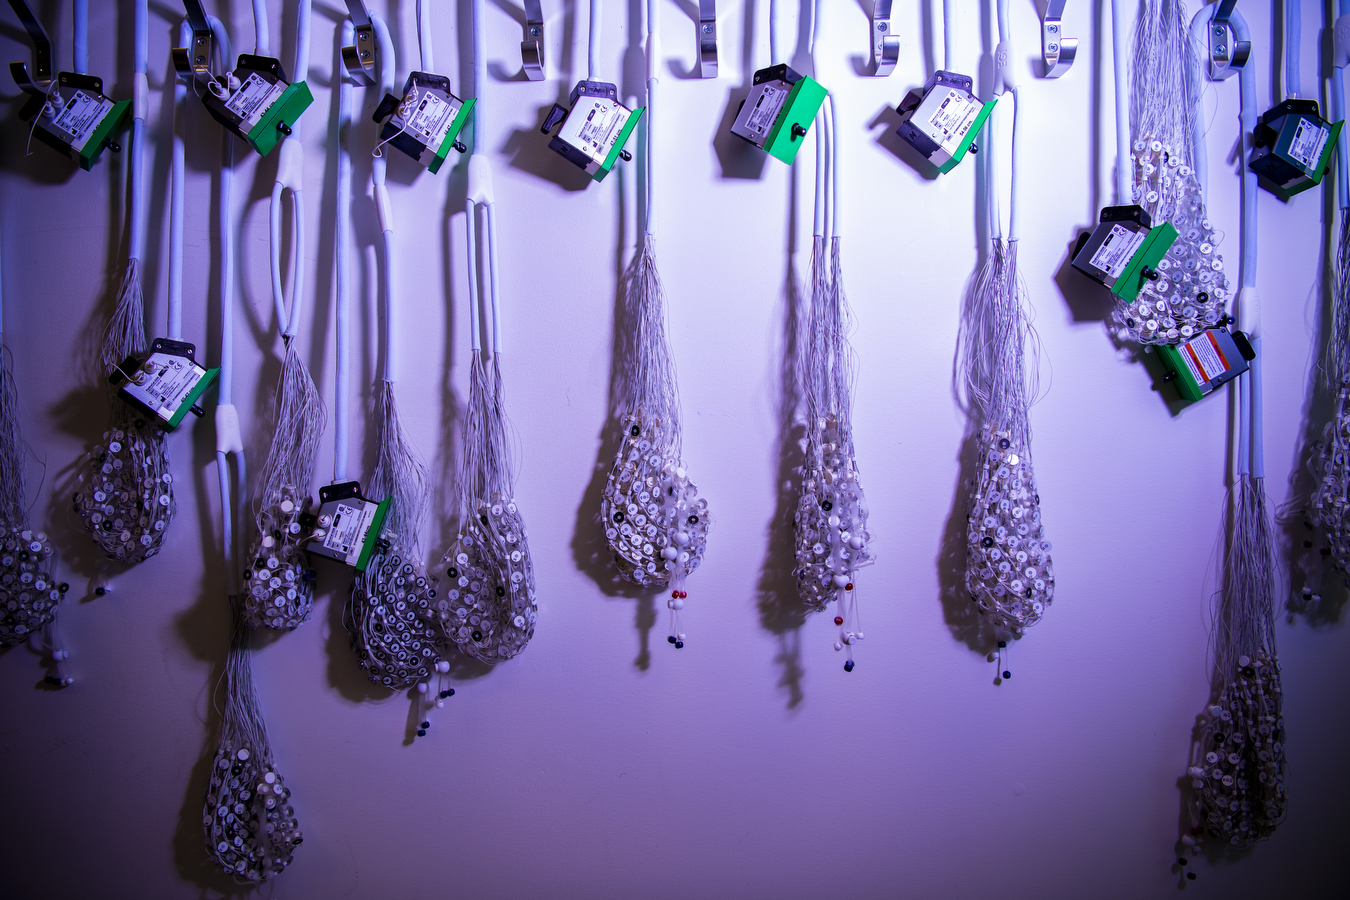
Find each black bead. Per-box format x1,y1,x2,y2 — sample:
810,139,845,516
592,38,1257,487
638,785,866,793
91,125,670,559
421,721,430,729
630,425,640,437
448,688,455,696
447,567,459,578
999,439,1010,449
94,587,107,596
688,515,699,525
1186,873,1196,881
997,640,1006,648
480,514,489,525
495,586,505,597
439,690,451,699
58,583,69,593
1002,671,1011,679
674,641,684,649
843,660,854,672
471,630,482,641
416,729,426,737
821,500,833,511
613,512,625,523
1178,858,1187,866
667,636,676,644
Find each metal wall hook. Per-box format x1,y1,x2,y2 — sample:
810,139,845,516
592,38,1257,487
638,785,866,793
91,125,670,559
869,0,898,77
171,0,215,88
698,0,718,78
341,0,378,85
6,0,52,95
522,0,544,81
1041,0,1076,78
1207,0,1250,80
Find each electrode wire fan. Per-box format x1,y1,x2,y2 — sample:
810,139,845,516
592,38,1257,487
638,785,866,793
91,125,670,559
242,0,324,632
1112,0,1230,345
75,0,174,567
960,2,1055,651
599,0,710,650
1178,1,1285,861
436,0,538,667
342,10,440,693
1305,0,1350,599
791,54,873,671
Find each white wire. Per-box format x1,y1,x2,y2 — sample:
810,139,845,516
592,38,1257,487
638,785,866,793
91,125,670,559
1111,0,1132,205
588,0,600,79
335,19,353,483
418,0,434,72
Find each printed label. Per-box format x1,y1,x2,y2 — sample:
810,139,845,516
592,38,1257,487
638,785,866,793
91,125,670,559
1287,117,1329,170
1180,331,1231,387
400,88,459,146
322,500,378,565
1088,224,1147,278
52,90,114,152
120,352,205,422
741,82,790,139
561,98,629,164
926,89,982,153
224,72,285,129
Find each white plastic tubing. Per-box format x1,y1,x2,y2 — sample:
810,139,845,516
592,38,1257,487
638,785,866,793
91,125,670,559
73,0,86,74
467,0,503,357
989,0,1020,243
129,1,148,279
335,19,353,483
1110,0,1131,206
1334,0,1350,210
271,0,310,342
646,0,659,233
371,11,398,381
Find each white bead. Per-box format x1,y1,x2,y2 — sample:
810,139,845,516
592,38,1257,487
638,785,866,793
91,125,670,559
834,642,843,651
674,531,690,546
832,574,848,588
672,598,684,610
436,700,445,709
675,467,686,479
848,536,863,550
1238,655,1251,667
827,515,840,528
1181,835,1196,847
279,500,294,513
661,547,678,560
677,633,685,640
845,634,856,645
856,632,864,640
416,682,428,694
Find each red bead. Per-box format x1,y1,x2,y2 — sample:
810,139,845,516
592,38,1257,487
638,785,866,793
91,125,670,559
834,616,843,626
671,590,680,598
680,591,687,599
845,582,854,591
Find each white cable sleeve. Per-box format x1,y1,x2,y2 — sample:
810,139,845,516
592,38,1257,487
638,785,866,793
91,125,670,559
216,404,244,453
1111,0,1132,205
589,0,601,79
251,0,269,56
418,0,434,72
467,153,495,203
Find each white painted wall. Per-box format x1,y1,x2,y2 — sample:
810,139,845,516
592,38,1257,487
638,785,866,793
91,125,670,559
0,1,1345,897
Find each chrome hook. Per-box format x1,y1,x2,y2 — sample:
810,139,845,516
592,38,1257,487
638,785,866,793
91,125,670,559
6,0,52,96
522,0,544,81
1041,0,1077,78
341,0,378,86
870,0,899,77
1207,0,1250,80
698,0,718,78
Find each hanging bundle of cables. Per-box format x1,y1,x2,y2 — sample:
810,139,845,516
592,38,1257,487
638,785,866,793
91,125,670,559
960,0,1054,661
243,0,324,632
0,153,65,677
1111,0,1231,345
599,0,710,650
437,0,538,666
1309,0,1350,593
343,9,440,693
1180,2,1285,856
74,0,175,566
791,3,873,671
191,5,301,882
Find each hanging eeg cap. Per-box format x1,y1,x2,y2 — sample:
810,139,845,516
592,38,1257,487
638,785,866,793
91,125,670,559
600,0,710,651
437,0,539,669
243,0,325,633
75,0,177,569
960,0,1055,662
342,6,441,695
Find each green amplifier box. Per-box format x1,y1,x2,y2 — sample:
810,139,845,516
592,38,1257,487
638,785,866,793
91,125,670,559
1157,328,1254,402
730,64,828,165
108,338,218,430
894,70,995,174
304,482,390,572
19,72,130,170
1071,205,1179,303
1249,98,1343,197
373,71,474,173
202,54,312,157
541,80,643,182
